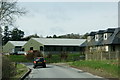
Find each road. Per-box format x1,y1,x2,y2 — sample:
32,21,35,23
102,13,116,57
23,63,108,80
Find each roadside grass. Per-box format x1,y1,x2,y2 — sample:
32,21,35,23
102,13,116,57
5,54,119,79
11,63,28,80
69,60,119,78
6,55,32,62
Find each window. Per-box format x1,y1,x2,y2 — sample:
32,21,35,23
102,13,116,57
15,46,22,51
15,46,21,48
73,47,76,51
40,46,43,51
104,33,107,40
95,35,99,41
30,47,33,50
54,47,56,51
22,48,24,51
104,35,107,38
62,47,66,51
66,47,70,51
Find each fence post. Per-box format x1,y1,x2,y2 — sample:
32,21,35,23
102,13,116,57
101,52,102,60
108,52,110,60
85,53,87,60
116,51,119,60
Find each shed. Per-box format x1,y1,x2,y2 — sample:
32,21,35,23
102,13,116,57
23,38,86,54
3,41,27,53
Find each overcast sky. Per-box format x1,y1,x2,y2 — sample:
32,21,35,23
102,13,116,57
15,1,118,37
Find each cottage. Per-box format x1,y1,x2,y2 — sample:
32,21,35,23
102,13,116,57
102,28,120,52
23,38,86,54
81,28,120,52
81,27,120,60
3,41,27,53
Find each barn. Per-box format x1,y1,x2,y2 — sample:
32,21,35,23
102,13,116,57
3,41,27,53
22,38,86,54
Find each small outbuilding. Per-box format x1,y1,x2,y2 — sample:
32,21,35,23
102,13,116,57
22,38,86,54
3,41,27,53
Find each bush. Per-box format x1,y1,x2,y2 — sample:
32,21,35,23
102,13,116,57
26,50,43,60
2,55,16,80
46,53,52,58
60,52,68,60
45,52,84,63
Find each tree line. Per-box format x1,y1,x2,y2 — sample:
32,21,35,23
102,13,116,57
46,33,88,39
2,26,24,45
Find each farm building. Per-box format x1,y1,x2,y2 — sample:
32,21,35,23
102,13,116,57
3,41,27,53
22,38,86,54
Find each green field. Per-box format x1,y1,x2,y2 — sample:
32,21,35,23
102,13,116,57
69,60,119,78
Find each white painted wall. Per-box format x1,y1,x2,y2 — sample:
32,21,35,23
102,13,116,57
105,46,109,51
87,36,94,42
87,36,91,42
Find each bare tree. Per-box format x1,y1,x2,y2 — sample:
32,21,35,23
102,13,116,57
0,26,2,53
0,0,26,26
0,0,26,79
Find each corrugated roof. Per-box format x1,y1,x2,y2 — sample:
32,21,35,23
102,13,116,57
32,38,86,46
80,41,87,47
9,41,27,46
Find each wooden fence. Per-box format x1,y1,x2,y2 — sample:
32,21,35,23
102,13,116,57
85,51,119,60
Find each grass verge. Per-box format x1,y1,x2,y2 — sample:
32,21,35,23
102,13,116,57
11,63,28,80
69,60,119,78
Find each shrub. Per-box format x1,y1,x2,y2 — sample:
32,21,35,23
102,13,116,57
25,52,34,60
60,52,68,60
46,53,52,58
26,50,43,60
2,55,16,80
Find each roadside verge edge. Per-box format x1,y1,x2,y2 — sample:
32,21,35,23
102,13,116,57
20,65,31,80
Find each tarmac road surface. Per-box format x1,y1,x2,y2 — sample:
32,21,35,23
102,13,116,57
23,63,108,80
